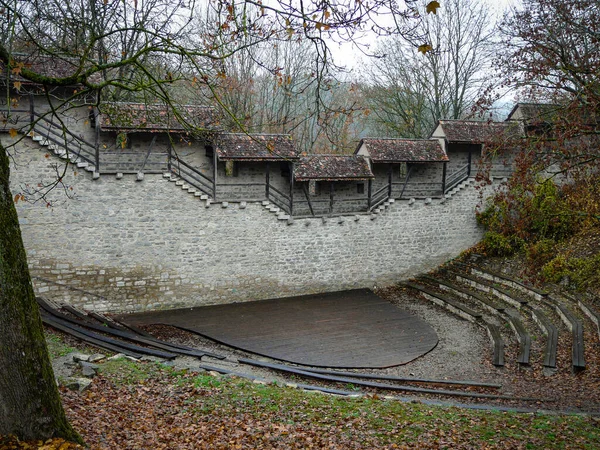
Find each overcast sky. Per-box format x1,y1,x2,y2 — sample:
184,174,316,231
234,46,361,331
328,0,520,70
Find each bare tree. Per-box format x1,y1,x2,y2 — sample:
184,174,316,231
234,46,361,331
363,0,496,138
0,0,440,442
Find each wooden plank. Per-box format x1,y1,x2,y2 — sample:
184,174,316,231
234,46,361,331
549,296,586,371
402,281,482,321
42,315,144,359
504,310,531,365
42,313,177,359
528,306,558,368
485,323,505,367
238,359,540,402
299,368,502,388
38,298,223,359
418,275,504,314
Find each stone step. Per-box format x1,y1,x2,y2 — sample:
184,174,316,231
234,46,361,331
175,180,184,186
32,135,43,142
277,214,290,220
77,162,89,168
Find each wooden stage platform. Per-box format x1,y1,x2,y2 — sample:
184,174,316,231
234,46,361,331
118,289,438,368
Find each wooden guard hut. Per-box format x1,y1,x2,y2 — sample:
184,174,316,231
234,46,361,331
430,119,521,187
213,133,300,210
294,155,374,216
355,138,448,202
506,103,559,136
97,102,218,177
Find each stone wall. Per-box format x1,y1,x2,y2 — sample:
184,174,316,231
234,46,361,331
9,137,486,313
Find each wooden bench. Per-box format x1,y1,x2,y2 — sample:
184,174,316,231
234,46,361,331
578,298,600,343
404,281,504,367
449,270,528,309
403,281,482,322
527,305,558,368
504,309,532,365
484,323,505,367
549,296,586,372
418,275,505,315
458,263,548,302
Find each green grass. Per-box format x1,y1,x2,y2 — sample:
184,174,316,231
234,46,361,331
45,332,77,359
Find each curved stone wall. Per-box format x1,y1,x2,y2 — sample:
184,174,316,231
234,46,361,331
9,140,485,312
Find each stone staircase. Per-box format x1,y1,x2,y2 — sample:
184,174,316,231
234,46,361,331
30,132,100,179
444,177,476,200
163,173,214,207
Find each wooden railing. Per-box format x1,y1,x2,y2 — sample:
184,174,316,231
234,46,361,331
168,151,214,198
267,184,291,214
445,164,470,193
369,184,389,211
32,112,97,167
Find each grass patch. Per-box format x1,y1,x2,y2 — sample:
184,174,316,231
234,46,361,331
45,332,77,359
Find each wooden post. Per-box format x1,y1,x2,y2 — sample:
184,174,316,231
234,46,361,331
388,164,393,198
289,162,294,216
212,149,218,200
265,162,270,200
29,94,34,125
329,182,334,215
467,150,472,177
442,161,447,194
367,178,372,210
94,108,100,172
167,144,172,173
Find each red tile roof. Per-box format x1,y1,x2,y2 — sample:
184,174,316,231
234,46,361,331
434,120,522,143
215,133,299,161
98,102,218,132
295,155,374,181
0,54,98,85
357,138,448,162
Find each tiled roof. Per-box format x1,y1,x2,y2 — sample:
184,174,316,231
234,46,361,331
98,102,218,132
215,133,299,161
0,54,97,85
506,103,561,123
295,155,374,181
357,138,448,162
434,120,523,143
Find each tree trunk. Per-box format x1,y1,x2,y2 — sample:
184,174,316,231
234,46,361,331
0,143,82,443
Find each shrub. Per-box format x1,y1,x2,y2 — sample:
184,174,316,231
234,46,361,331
481,231,523,257
542,253,600,291
526,239,556,268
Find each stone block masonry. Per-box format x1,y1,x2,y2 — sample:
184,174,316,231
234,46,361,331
10,143,485,313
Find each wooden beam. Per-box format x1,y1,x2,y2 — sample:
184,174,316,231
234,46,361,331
442,161,447,194
265,162,270,199
212,146,218,200
289,162,294,216
329,182,334,215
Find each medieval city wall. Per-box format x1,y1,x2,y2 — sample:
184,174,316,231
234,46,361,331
9,138,486,313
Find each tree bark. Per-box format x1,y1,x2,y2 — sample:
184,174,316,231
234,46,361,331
0,142,82,443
